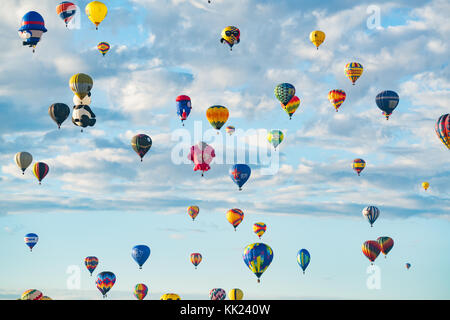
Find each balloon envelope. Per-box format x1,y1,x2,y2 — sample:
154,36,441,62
49,103,70,128
243,243,273,283
134,284,148,300
85,256,99,275
297,249,310,274
209,288,226,300
230,164,251,190
345,62,363,85
132,245,151,269
15,152,33,174
188,142,215,175
376,91,399,120
24,233,39,251
56,2,77,26
274,83,295,106
96,271,116,298
85,1,108,29
435,114,450,149
131,134,152,161
21,289,43,300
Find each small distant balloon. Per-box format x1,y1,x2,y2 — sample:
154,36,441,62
56,2,77,27
297,249,310,274
15,152,33,175
209,288,226,300
132,245,151,269
134,284,148,300
24,233,39,252
422,182,430,191
345,62,363,85
190,253,202,269
97,42,110,56
253,222,267,239
33,162,49,185
362,206,380,227
220,26,240,51
230,164,251,191
352,158,366,176
309,30,325,49
85,256,99,276
362,240,381,265
21,289,43,300
228,288,243,300
226,209,244,231
96,271,116,298
49,103,70,129
131,134,152,162
187,206,199,221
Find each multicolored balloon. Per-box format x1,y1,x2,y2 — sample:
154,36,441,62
243,243,274,283
230,164,251,190
352,158,366,176
176,95,192,126
85,256,99,276
15,152,33,175
406,263,411,270
206,105,229,133
345,62,363,85
41,296,52,300
160,293,181,300
49,103,70,129
209,288,226,300
362,206,380,227
188,142,216,176
187,206,199,221
190,253,202,269
377,237,394,258
131,134,152,162
376,91,399,120
85,1,108,30
362,240,381,265
274,83,296,106
267,130,284,150
422,182,430,191
228,288,243,300
282,96,300,119
96,271,116,298
226,126,235,135
134,283,148,300
253,222,267,239
328,90,346,112
97,42,110,56
297,249,310,274
309,30,325,49
435,114,450,149
132,245,151,269
220,26,240,51
226,209,244,231
18,11,47,53
21,289,43,300
24,233,39,252
33,162,49,185
56,2,77,27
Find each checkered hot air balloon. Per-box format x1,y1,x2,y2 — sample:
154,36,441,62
209,288,226,300
274,83,296,106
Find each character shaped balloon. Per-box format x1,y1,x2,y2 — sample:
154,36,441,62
72,105,96,132
18,11,47,53
188,142,215,177
220,26,240,51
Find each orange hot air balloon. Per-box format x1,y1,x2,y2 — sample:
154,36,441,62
187,206,199,221
362,240,381,265
282,96,300,119
422,182,430,191
253,222,267,239
226,208,244,231
206,105,229,133
190,253,202,269
328,90,346,112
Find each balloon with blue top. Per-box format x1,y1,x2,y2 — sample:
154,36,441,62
18,11,47,53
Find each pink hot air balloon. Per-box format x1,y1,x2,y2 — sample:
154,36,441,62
187,142,215,177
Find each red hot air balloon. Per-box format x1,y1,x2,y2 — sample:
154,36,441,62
187,142,215,177
362,240,381,265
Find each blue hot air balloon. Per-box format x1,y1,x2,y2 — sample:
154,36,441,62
24,233,39,252
132,245,151,269
230,164,251,191
176,95,192,126
375,90,399,120
18,11,48,53
297,249,310,274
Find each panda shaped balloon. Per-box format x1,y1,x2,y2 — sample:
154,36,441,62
72,105,96,132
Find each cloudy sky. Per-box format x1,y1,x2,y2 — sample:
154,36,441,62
0,0,449,300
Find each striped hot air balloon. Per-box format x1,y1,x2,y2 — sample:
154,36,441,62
352,158,366,176
328,90,346,112
206,105,229,133
253,222,267,239
228,288,244,300
362,240,381,265
85,256,99,276
297,249,311,274
226,209,244,231
376,91,399,120
377,237,394,258
97,42,110,56
21,289,43,300
226,126,235,135
190,253,202,269
69,73,93,100
96,271,116,298
282,96,300,119
160,293,181,300
345,62,363,85
435,114,450,150
362,206,380,227
56,2,77,27
33,162,49,185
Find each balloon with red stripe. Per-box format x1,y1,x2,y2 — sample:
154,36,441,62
56,2,77,27
362,240,381,265
377,237,394,258
97,42,110,56
33,162,49,185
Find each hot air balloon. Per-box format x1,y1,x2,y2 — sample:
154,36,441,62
377,237,394,258
72,105,96,132
435,114,450,149
226,209,244,231
422,182,430,191
328,90,346,112
33,162,49,185
243,243,273,283
220,26,240,51
24,233,39,252
267,130,284,150
132,245,151,269
85,256,99,276
69,73,93,101
49,103,70,129
21,289,43,300
226,126,235,135
309,30,325,50
206,105,229,133
362,206,380,227
15,152,33,175
96,271,116,298
230,164,251,190
73,94,91,106
209,288,226,300
274,83,296,106
376,91,399,120
362,240,381,265
352,158,366,176
282,96,300,119
85,1,107,30
188,142,216,177
160,293,181,300
56,2,77,27
187,205,199,221
176,95,192,126
297,249,310,274
228,289,243,300
41,296,52,300
406,263,411,270
190,253,202,269
134,284,148,300
131,134,152,162
345,62,363,85
18,11,47,53
97,42,110,56
253,222,267,239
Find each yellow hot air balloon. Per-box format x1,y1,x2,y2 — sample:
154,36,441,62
85,1,108,30
206,105,229,133
69,73,93,100
228,288,243,300
309,30,325,50
160,293,181,300
422,182,430,191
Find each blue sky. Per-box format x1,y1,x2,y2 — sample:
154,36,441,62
0,0,449,300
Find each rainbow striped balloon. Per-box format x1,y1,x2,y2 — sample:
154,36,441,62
85,256,99,276
21,289,43,300
96,271,116,298
190,253,202,269
377,237,394,258
226,208,244,231
345,62,363,85
253,222,267,239
282,96,300,119
352,158,366,176
328,89,346,112
362,240,381,264
33,162,49,185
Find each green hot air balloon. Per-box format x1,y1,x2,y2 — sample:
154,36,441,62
274,83,295,106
